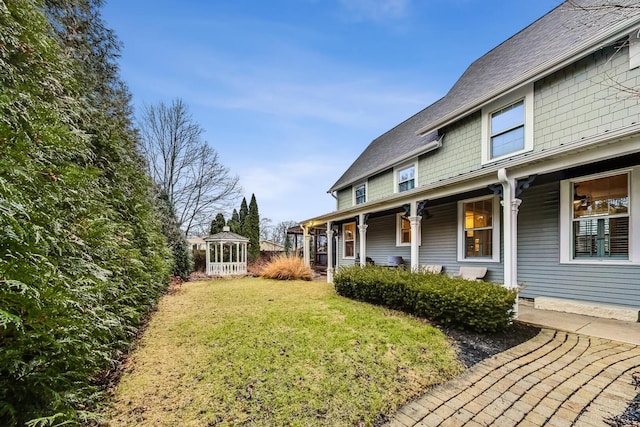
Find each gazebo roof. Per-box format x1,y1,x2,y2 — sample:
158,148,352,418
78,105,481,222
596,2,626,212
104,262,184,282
204,226,249,243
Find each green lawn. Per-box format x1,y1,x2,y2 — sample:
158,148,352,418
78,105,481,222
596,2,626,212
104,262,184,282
107,278,463,426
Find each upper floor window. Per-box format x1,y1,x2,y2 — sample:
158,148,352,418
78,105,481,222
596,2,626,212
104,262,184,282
490,100,524,158
457,196,500,262
397,165,415,192
354,183,366,205
481,84,533,164
572,173,629,259
343,222,356,258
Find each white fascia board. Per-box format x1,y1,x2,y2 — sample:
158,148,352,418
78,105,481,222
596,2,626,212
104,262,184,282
416,21,640,137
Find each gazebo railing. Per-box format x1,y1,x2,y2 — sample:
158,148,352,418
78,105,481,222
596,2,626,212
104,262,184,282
207,262,247,276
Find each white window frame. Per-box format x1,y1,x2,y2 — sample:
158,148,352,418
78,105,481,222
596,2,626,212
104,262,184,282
457,195,501,263
560,166,640,265
342,222,356,259
395,213,421,247
353,182,367,205
394,160,417,193
481,84,534,164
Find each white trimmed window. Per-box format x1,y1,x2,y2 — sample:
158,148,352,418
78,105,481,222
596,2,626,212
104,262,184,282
560,168,639,264
396,214,411,246
481,84,534,164
395,162,416,193
354,182,366,205
457,196,500,262
343,222,356,259
395,214,421,247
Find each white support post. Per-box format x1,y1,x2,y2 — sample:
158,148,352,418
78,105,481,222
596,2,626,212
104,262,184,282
302,225,311,267
409,215,422,271
358,214,368,267
498,168,522,318
326,222,334,283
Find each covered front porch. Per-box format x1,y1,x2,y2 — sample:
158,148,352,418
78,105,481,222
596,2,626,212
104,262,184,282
301,167,524,302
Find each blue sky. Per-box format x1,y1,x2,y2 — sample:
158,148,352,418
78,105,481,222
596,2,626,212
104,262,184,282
101,0,561,229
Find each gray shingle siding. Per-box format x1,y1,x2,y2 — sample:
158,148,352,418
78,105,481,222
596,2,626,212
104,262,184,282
535,43,640,150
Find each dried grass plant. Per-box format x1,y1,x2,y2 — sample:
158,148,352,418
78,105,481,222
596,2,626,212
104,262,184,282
259,254,313,280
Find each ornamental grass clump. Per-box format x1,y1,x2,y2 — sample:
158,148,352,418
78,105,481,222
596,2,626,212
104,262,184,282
260,254,313,280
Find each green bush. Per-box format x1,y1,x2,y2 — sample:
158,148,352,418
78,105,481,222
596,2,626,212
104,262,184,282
0,2,171,425
334,266,517,332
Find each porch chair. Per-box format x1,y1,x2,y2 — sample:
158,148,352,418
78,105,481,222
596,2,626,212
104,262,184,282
386,256,404,268
421,264,443,274
452,266,487,281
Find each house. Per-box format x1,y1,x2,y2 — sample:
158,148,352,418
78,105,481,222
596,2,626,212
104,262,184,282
260,240,286,254
187,236,206,251
301,0,640,320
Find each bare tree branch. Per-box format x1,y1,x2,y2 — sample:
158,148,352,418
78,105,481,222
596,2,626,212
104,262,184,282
138,98,242,236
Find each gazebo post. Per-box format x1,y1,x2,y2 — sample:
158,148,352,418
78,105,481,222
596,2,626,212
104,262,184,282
205,240,211,275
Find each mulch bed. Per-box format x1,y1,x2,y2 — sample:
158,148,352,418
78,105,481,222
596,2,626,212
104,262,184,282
443,322,541,367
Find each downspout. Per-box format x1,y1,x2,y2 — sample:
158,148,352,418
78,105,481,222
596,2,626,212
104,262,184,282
498,168,522,318
328,190,338,210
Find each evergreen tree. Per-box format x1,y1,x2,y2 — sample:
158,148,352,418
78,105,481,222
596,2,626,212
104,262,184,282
157,190,192,280
239,197,249,234
0,1,171,424
284,234,293,254
246,194,261,261
227,209,241,233
210,213,226,234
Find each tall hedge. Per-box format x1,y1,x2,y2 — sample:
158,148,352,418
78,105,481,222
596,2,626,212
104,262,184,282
0,1,171,425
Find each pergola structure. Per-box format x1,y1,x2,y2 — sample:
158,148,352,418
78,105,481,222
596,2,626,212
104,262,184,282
204,226,249,276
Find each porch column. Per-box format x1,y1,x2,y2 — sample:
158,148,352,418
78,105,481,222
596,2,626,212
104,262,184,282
498,168,522,317
302,225,311,267
358,213,368,267
409,215,422,271
326,222,334,283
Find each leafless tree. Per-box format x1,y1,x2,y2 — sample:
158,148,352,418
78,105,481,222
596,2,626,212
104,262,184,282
260,217,273,241
270,220,299,245
561,1,640,98
139,98,241,236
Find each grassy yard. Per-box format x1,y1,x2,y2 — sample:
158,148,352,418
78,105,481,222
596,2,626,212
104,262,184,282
107,278,463,426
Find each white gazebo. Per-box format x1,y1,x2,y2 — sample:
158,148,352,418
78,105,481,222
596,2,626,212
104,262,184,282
204,226,249,276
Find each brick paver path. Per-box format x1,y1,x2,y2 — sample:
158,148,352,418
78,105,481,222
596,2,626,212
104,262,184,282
385,329,640,426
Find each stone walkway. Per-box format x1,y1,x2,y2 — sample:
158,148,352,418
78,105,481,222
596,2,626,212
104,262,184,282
385,329,640,426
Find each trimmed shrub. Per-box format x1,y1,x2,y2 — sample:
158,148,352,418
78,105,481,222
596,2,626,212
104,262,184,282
260,255,313,281
334,266,517,332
